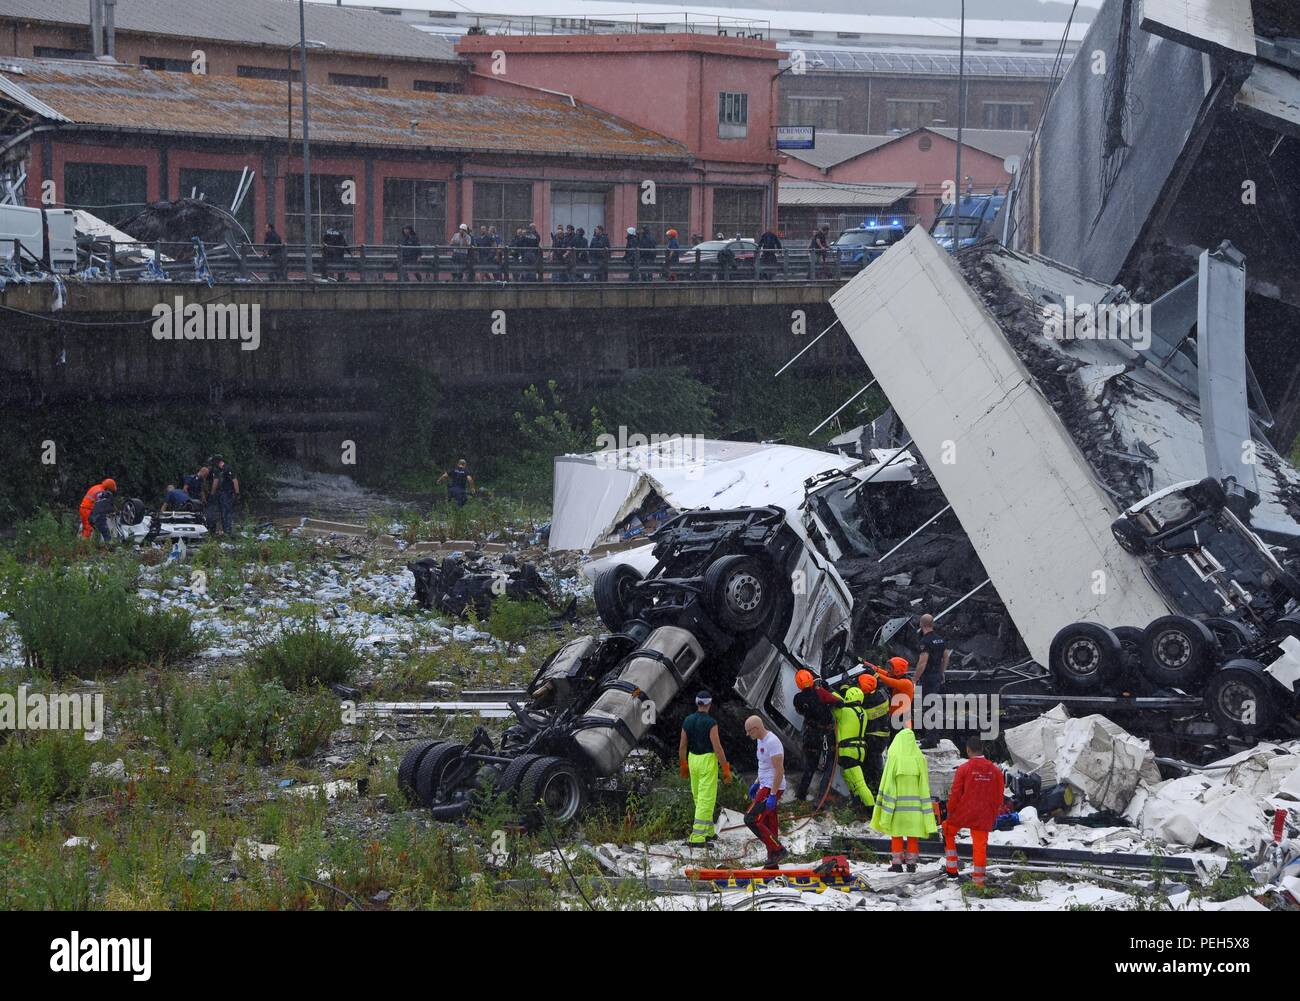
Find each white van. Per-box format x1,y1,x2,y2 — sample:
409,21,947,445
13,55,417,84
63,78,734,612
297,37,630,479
0,204,77,272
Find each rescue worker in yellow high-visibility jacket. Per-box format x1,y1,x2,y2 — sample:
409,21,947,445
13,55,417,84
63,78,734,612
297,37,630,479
871,727,937,873
831,682,876,810
678,690,731,846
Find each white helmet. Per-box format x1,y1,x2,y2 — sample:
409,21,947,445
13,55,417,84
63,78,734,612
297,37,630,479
626,227,637,236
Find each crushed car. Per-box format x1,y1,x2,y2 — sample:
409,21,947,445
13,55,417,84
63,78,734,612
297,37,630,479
407,552,576,621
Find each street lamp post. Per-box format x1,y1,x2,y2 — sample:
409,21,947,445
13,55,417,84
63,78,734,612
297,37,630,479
299,0,313,278
952,0,966,255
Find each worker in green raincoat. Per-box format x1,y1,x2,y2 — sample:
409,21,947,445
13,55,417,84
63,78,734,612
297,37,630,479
870,727,936,872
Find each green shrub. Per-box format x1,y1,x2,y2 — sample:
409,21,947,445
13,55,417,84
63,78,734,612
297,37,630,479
485,596,552,643
0,728,99,807
5,565,204,679
11,510,88,564
247,619,360,690
169,672,338,764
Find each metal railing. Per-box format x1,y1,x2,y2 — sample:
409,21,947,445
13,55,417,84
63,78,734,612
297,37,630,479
71,238,875,284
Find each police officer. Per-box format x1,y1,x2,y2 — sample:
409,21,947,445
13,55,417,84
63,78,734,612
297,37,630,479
792,668,838,803
208,455,240,535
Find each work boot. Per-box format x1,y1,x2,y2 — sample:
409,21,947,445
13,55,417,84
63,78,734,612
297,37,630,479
887,863,903,873
766,848,789,867
906,863,917,873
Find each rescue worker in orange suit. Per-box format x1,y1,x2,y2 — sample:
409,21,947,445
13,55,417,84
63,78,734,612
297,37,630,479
873,656,915,736
943,735,1006,887
79,479,116,538
792,668,840,803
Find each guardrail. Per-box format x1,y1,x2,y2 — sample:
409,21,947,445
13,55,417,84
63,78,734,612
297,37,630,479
68,238,874,284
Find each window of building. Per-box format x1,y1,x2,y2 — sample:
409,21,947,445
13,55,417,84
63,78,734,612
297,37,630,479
918,134,933,151
63,162,147,226
1019,39,1044,46
178,167,255,236
784,96,840,132
328,72,388,89
382,178,446,244
790,30,813,38
982,101,1033,130
886,99,942,131
414,79,463,93
139,55,194,72
472,181,532,239
34,46,93,60
719,92,749,139
636,185,689,243
711,187,764,239
836,32,861,39
238,64,299,82
975,37,999,45
285,173,356,244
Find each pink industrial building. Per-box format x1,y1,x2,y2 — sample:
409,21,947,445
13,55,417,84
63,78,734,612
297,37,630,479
457,32,781,240
782,126,1029,228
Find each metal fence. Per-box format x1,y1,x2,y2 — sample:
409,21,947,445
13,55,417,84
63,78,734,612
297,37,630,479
63,238,873,284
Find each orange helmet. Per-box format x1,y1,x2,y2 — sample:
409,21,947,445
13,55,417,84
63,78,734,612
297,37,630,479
102,478,117,493
794,669,815,690
888,656,910,677
857,673,877,693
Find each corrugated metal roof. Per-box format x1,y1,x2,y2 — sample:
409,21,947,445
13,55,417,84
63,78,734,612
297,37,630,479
0,67,69,120
780,43,1071,79
778,180,913,207
783,133,894,169
0,0,461,63
0,58,690,161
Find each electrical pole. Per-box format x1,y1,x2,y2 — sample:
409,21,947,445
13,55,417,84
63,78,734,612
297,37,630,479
299,0,313,279
952,0,965,255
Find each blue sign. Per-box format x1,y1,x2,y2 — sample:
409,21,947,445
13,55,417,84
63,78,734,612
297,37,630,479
776,126,815,150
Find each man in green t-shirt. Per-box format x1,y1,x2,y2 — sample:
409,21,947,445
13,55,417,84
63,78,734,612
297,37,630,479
678,691,732,846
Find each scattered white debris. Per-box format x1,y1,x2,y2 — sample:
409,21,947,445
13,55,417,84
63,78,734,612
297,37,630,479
235,838,280,861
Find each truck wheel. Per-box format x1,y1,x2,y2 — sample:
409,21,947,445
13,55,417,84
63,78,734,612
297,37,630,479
1140,616,1219,690
498,753,544,800
518,756,586,827
1269,615,1300,645
414,743,465,807
703,555,774,632
1206,617,1255,658
1111,626,1146,691
398,740,444,803
1205,661,1278,738
594,565,643,631
1048,622,1122,693
1110,517,1147,556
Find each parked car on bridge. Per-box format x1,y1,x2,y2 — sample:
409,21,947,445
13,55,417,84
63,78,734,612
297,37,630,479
684,237,758,277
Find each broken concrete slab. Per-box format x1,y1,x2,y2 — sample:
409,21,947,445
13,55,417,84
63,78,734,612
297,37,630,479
1003,707,1160,813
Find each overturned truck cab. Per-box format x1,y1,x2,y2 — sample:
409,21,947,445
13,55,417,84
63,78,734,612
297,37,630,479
398,506,852,825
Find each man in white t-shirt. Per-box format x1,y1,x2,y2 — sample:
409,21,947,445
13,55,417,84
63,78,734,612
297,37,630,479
743,715,788,866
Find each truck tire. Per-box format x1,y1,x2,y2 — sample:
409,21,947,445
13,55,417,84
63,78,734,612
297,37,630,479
414,742,465,807
498,753,544,800
1048,622,1122,693
398,739,444,803
594,565,643,632
1110,517,1147,556
703,555,774,632
1269,615,1300,645
1206,617,1255,658
518,755,586,827
1205,660,1278,738
1140,615,1219,690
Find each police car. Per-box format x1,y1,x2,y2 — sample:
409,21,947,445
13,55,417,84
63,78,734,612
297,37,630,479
832,219,908,267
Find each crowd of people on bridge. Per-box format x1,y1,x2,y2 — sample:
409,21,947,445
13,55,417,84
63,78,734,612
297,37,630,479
255,220,816,283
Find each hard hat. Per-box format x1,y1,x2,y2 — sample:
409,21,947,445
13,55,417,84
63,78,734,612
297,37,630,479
102,478,117,493
888,656,910,677
626,226,637,236
459,223,469,231
794,669,815,690
857,673,877,693
666,228,678,238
